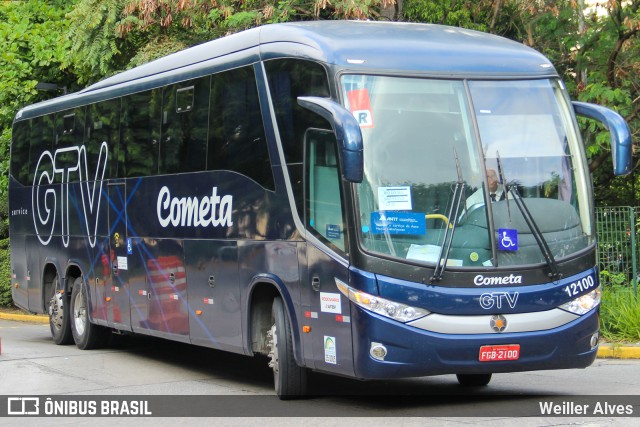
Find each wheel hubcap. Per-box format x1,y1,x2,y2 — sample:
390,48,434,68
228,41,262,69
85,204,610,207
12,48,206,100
49,292,64,330
73,291,86,337
267,324,279,374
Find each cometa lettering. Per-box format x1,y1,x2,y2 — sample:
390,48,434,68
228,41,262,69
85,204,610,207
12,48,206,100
474,274,523,286
157,186,233,228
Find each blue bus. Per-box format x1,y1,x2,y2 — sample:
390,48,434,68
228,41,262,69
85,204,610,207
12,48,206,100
9,21,632,398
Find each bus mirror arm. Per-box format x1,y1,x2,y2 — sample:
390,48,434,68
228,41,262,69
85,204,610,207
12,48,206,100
572,101,632,176
298,96,364,183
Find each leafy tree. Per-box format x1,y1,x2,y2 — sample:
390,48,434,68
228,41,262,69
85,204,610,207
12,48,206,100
0,1,75,129
0,0,76,225
403,0,491,31
63,0,131,84
66,0,398,77
569,1,640,205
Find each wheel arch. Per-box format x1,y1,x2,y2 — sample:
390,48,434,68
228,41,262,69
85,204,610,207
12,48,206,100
41,260,62,311
41,261,86,316
65,263,93,322
245,274,304,366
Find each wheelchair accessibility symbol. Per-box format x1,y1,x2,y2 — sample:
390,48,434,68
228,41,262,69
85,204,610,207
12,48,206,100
498,228,518,251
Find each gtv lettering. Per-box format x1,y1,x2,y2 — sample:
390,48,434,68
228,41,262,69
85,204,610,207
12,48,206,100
479,292,519,309
32,143,108,248
157,186,233,228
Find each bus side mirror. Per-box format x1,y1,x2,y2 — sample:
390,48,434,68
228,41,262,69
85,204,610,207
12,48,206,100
572,101,632,176
298,96,363,183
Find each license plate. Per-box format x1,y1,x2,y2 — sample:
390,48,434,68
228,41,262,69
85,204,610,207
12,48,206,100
479,344,520,362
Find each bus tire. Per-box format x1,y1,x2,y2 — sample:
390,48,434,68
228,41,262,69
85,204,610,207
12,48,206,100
456,373,492,386
268,296,307,399
70,277,109,350
48,273,73,345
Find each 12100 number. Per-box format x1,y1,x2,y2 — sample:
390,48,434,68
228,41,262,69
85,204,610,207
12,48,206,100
563,275,595,298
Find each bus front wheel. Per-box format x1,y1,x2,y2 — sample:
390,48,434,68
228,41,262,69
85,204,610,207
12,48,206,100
456,373,492,386
70,277,109,350
267,296,307,399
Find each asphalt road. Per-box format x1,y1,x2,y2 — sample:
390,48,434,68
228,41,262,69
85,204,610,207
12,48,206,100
1,318,639,426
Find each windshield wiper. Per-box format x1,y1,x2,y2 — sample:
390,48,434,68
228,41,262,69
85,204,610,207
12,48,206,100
430,149,465,283
496,154,562,280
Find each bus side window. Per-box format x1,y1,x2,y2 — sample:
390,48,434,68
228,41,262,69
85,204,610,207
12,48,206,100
11,120,31,185
54,108,86,183
28,114,54,184
120,89,161,178
86,98,120,180
159,77,209,175
208,66,274,189
264,59,331,220
305,129,346,252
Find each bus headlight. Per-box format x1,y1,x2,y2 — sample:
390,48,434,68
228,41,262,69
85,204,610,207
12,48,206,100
558,286,602,315
335,279,429,323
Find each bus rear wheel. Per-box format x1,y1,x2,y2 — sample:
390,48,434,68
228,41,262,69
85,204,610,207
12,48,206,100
456,373,492,386
267,296,307,399
70,278,109,350
47,273,73,345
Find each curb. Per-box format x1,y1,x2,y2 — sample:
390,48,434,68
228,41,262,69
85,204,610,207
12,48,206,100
0,311,48,324
597,343,640,359
1,311,639,358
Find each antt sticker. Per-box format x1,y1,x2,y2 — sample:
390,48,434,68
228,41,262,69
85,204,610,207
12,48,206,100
347,88,374,128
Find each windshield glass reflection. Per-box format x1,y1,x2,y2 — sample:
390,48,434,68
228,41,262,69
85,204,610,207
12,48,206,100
342,75,593,270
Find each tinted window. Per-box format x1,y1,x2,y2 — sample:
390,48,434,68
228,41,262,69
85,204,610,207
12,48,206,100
120,89,161,177
208,66,274,189
264,59,330,218
54,108,86,183
160,77,209,175
28,114,54,184
86,99,120,180
11,120,31,185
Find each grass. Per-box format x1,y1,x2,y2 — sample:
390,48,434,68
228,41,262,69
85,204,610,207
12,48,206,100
600,283,640,342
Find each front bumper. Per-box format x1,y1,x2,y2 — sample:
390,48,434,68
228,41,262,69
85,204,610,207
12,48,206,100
351,304,599,379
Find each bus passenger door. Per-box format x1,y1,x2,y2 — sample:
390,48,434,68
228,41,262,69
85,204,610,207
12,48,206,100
303,129,354,377
106,180,132,331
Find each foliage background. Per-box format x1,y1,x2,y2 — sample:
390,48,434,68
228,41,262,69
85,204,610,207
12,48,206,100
1,0,640,340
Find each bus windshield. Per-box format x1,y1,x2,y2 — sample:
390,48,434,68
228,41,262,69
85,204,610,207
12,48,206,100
342,75,593,269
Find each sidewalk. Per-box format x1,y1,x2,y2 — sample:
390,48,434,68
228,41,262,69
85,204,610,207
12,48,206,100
0,309,638,359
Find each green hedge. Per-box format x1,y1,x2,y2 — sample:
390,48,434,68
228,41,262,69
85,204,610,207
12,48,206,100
0,238,11,307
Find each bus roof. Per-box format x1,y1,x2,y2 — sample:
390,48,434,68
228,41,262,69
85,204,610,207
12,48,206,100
16,21,556,120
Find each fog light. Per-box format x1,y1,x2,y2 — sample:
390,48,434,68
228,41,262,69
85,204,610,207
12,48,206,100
370,342,387,361
590,332,599,350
